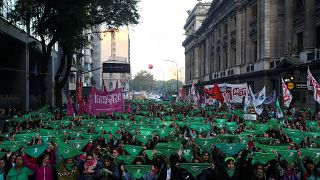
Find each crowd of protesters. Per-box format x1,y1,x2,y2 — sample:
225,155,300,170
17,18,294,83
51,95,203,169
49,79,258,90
0,100,319,180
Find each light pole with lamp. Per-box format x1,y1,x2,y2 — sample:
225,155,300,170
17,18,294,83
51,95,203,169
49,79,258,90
163,60,179,95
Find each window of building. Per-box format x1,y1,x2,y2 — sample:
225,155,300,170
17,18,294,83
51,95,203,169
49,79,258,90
109,82,113,89
251,5,257,17
297,32,303,53
219,29,221,37
316,26,320,48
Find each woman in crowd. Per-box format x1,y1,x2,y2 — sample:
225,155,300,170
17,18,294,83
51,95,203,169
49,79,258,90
0,159,7,180
77,152,102,180
98,155,115,180
22,151,56,180
6,154,33,180
212,145,249,180
298,150,320,180
57,157,78,180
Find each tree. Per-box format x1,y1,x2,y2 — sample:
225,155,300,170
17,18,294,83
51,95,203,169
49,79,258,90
8,0,140,107
130,70,155,92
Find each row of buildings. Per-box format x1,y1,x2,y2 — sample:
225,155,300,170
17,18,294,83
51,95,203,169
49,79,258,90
183,0,320,110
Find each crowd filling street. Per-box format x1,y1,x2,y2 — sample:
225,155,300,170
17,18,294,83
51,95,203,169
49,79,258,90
0,100,319,180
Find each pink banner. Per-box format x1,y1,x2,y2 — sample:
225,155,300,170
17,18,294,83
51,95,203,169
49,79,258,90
86,87,124,115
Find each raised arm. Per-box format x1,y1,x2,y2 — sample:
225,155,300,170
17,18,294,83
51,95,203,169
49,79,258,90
22,154,37,171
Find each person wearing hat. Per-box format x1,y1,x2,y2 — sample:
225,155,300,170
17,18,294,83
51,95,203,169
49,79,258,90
211,145,249,180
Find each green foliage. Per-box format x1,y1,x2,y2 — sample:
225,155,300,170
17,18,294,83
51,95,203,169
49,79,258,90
130,70,155,92
8,0,140,105
130,72,183,94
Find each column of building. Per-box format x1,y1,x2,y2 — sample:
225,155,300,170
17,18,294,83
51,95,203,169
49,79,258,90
222,21,228,71
304,0,315,51
269,0,278,59
284,0,293,55
227,16,232,69
245,5,252,64
236,6,242,66
205,35,211,77
213,29,219,73
200,41,205,80
276,0,285,57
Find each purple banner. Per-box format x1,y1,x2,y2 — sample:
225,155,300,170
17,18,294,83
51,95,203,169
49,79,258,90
86,87,124,115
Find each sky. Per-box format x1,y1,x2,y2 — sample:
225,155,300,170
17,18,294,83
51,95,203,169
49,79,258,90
129,0,210,80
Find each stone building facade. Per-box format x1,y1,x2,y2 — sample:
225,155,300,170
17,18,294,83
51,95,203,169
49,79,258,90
183,0,320,110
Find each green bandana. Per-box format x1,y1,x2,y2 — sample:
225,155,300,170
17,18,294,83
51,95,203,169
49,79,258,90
255,143,289,152
139,129,154,136
227,168,235,177
301,148,320,163
24,144,48,158
253,152,276,164
81,133,99,141
277,150,297,165
135,135,151,145
117,155,136,164
215,118,227,124
179,163,211,178
194,138,219,149
65,162,76,171
123,145,144,156
190,123,211,133
68,140,88,150
214,143,246,156
57,141,83,159
182,149,193,162
255,124,270,132
124,165,151,179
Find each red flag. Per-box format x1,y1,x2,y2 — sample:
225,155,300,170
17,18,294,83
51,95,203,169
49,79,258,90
67,96,74,116
211,83,224,103
76,80,85,114
179,86,185,100
127,102,132,113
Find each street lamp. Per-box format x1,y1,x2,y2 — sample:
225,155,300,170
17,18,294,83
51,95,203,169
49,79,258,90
163,60,178,95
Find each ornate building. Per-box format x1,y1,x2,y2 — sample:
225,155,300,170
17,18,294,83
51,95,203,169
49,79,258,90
183,0,320,110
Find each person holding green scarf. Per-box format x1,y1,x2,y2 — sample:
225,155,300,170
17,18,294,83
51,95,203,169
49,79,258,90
297,150,320,180
211,145,248,180
6,154,33,180
98,155,116,180
57,158,78,180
